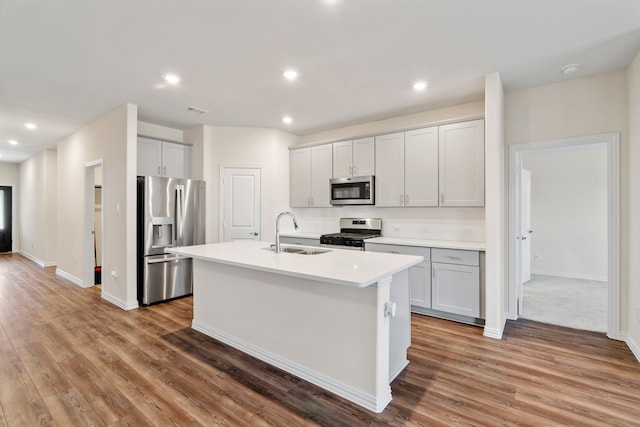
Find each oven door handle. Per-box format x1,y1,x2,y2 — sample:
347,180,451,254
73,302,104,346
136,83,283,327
320,243,364,251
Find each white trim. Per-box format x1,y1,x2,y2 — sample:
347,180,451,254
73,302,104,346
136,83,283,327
621,333,640,363
192,320,392,413
56,268,85,287
529,270,608,282
218,164,264,243
19,250,57,268
101,291,139,311
389,360,409,382
507,133,620,339
483,324,505,339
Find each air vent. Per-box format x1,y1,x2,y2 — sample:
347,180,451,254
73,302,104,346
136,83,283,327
187,106,210,115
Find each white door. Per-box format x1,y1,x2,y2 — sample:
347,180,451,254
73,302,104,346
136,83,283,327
222,167,261,242
518,169,532,314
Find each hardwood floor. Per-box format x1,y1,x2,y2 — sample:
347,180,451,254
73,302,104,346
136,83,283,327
0,252,639,426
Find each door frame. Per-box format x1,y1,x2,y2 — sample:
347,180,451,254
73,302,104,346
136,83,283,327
219,164,264,243
507,133,620,339
83,159,104,292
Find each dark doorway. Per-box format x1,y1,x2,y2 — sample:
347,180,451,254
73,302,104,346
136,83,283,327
0,186,12,253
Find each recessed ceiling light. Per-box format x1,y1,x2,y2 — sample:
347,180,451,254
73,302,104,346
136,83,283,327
163,73,181,85
561,64,580,75
24,122,37,130
282,116,293,124
8,140,19,145
283,69,298,81
413,81,428,91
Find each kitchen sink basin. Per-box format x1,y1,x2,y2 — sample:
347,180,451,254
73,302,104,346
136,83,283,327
264,245,331,255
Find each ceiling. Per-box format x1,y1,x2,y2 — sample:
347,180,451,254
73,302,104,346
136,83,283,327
1,0,640,163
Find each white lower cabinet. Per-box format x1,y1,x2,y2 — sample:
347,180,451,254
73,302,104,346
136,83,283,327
365,243,431,309
366,242,483,323
278,236,320,247
431,248,480,318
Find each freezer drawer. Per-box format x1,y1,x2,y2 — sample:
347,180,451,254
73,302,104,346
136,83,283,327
141,255,193,305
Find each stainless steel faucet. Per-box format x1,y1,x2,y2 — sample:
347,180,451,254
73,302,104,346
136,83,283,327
275,211,299,253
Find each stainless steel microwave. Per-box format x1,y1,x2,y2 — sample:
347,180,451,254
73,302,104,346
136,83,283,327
330,176,375,205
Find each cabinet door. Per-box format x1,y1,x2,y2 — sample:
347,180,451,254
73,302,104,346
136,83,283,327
137,137,162,176
352,137,375,176
332,140,353,178
375,132,405,207
405,127,439,207
290,148,312,207
409,261,432,308
431,262,480,317
311,144,333,207
162,142,186,178
439,119,485,207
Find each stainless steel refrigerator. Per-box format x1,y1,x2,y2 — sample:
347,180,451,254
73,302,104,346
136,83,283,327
137,176,206,305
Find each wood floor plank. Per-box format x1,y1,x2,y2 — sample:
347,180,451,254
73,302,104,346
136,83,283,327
1,252,640,427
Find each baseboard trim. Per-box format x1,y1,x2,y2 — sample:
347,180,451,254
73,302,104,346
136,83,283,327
55,268,85,287
19,251,57,268
483,318,506,339
620,333,640,363
192,320,391,413
102,292,139,311
530,270,607,282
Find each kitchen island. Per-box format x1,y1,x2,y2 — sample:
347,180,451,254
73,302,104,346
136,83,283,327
167,240,422,413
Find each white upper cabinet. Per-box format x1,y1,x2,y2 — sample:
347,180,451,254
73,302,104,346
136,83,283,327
375,132,405,207
438,119,485,207
310,144,333,207
290,147,312,207
290,144,333,207
332,137,375,178
405,127,439,207
137,137,191,179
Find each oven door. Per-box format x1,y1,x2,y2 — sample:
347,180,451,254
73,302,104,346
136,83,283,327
330,176,375,205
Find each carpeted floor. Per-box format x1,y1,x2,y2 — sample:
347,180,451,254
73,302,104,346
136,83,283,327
521,274,607,333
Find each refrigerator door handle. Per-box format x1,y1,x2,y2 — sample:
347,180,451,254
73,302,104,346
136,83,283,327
175,184,184,247
146,255,190,264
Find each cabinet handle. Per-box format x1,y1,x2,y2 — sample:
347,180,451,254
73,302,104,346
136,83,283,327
353,166,358,176
163,166,167,176
158,166,161,175
440,192,444,204
400,194,404,205
447,256,462,260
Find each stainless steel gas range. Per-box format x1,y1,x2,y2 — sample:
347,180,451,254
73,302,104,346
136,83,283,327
320,218,382,251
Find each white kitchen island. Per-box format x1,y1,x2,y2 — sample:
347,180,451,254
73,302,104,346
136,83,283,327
167,240,422,413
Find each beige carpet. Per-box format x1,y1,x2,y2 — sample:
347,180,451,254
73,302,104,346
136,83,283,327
521,274,607,333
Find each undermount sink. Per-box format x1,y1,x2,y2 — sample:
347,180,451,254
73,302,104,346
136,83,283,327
264,245,331,255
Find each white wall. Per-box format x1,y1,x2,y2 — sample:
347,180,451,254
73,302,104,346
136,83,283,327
56,104,138,308
484,72,506,339
0,163,19,253
18,150,57,265
627,50,640,354
186,125,298,243
137,121,184,142
523,146,607,280
293,101,486,241
505,70,628,331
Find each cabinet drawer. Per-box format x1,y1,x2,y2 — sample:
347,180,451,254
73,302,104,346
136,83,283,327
431,248,478,266
366,243,430,261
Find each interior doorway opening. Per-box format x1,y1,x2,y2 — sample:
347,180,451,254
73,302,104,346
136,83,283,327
0,186,13,253
508,133,620,339
84,160,104,291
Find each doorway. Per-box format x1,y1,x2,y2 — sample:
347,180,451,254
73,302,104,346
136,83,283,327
508,133,620,339
84,160,104,290
220,166,262,242
0,186,12,253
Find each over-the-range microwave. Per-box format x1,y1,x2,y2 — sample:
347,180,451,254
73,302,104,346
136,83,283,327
330,175,375,205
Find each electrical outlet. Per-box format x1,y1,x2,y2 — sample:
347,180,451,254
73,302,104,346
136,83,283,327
111,270,118,279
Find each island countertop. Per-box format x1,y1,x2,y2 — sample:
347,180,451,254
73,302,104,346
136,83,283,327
166,240,422,288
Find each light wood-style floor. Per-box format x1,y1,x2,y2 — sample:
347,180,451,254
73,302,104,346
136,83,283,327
1,253,639,426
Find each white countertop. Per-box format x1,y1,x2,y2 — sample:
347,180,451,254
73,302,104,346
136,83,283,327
167,240,422,288
366,237,486,251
